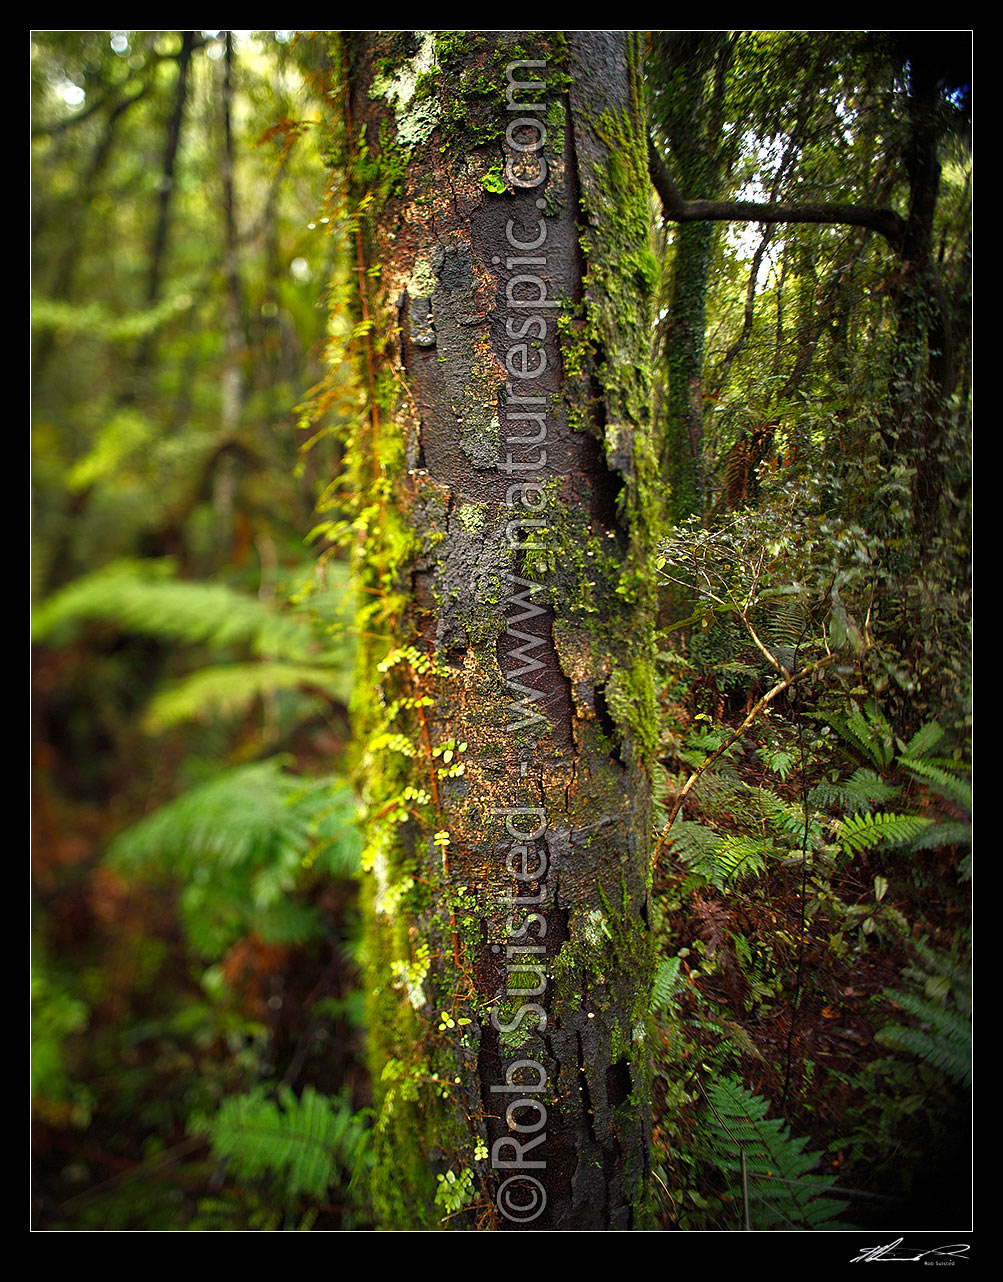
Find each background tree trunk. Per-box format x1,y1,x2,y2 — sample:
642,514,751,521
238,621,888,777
342,30,658,1229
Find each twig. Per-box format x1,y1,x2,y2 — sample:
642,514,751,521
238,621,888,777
653,655,836,869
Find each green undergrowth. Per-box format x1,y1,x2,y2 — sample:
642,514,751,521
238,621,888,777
648,636,971,1228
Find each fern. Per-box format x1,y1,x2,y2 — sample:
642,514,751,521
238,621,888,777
652,763,672,834
748,787,820,847
876,1004,971,1086
194,1085,370,1202
651,955,684,1013
108,762,362,955
703,1076,848,1229
898,756,972,813
662,817,721,863
32,558,323,659
823,699,896,770
903,720,946,759
838,810,933,855
689,763,744,809
763,594,811,657
702,834,771,887
809,766,901,812
756,744,796,780
877,940,971,1087
145,661,352,730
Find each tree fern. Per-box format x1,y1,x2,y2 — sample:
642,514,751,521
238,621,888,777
193,1085,370,1203
702,1075,848,1229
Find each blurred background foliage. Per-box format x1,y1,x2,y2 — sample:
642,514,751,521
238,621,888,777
31,30,970,1231
32,31,372,1230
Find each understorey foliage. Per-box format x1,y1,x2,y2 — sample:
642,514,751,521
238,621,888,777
646,28,970,1232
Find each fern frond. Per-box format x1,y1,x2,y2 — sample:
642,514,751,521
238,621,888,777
651,956,684,1013
108,763,362,955
808,767,901,813
876,1023,971,1086
749,788,820,847
678,833,771,890
903,937,972,1005
662,818,721,863
823,700,896,769
877,939,971,1086
652,764,672,834
109,761,298,873
144,661,353,730
195,1085,369,1202
703,1076,847,1229
907,819,972,851
756,744,796,780
32,559,323,662
689,764,744,809
899,757,972,813
838,811,933,855
877,994,971,1087
903,721,945,759
764,595,811,654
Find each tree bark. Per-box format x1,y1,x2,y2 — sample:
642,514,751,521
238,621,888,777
340,30,657,1230
651,33,732,523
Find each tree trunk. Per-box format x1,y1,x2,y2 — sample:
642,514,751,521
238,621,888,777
651,33,732,523
339,30,658,1230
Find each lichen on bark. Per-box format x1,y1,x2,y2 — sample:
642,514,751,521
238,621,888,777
336,30,658,1230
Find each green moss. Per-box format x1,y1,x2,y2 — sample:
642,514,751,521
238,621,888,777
433,31,469,64
481,166,507,194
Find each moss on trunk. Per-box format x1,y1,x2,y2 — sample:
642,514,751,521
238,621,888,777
336,30,657,1230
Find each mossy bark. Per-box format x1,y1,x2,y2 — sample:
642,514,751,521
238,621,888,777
340,31,657,1230
650,33,732,524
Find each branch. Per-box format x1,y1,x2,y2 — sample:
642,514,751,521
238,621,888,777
648,134,906,252
652,655,837,870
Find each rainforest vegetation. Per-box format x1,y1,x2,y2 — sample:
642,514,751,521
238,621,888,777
31,30,971,1231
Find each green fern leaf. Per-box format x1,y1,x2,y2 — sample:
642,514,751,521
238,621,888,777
898,757,972,813
907,819,972,851
32,559,324,662
144,661,353,730
876,940,971,1086
651,956,684,1013
903,721,945,759
108,763,362,956
703,1076,847,1229
838,811,933,855
196,1085,369,1202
